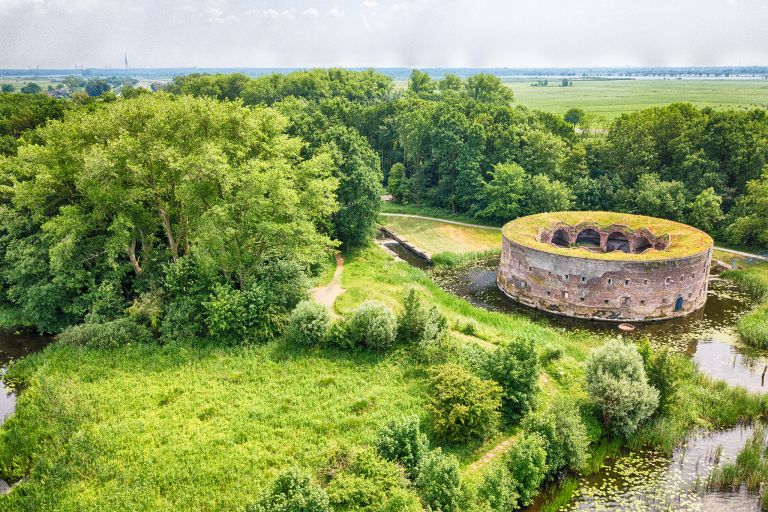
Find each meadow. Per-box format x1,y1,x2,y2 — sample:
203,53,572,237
508,79,768,123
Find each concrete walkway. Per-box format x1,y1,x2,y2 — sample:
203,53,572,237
381,212,768,261
312,253,345,311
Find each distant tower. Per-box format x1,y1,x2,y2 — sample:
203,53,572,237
124,52,128,70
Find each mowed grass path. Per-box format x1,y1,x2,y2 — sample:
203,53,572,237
510,79,768,122
380,215,500,256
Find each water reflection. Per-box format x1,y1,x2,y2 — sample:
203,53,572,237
0,331,51,424
539,425,761,511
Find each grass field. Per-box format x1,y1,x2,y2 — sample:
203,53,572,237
379,215,500,257
509,79,768,123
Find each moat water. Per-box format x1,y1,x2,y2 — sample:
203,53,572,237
385,243,767,511
0,331,51,425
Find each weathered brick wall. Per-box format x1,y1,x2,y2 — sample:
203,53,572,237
497,235,712,321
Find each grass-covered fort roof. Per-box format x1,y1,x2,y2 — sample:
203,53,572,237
502,211,713,261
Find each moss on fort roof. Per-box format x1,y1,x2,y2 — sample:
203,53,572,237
502,211,713,261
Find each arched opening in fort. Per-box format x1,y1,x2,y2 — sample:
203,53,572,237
606,232,630,253
635,236,652,253
674,296,684,312
551,229,570,247
575,229,601,248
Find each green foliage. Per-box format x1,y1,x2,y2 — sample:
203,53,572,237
564,108,585,126
414,449,462,512
396,289,427,344
374,415,428,479
525,397,589,477
479,462,519,511
20,82,42,94
427,363,502,443
346,301,397,351
84,79,111,97
247,468,331,512
387,162,409,203
285,301,331,347
638,341,682,413
727,166,768,247
738,303,768,349
481,337,539,421
478,163,526,222
57,318,154,349
324,449,410,512
708,426,768,495
688,187,724,234
1,84,14,93
585,340,659,438
465,74,514,104
503,433,548,507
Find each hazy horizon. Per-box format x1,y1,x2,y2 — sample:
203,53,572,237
1,0,767,69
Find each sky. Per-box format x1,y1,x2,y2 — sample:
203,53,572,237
1,0,767,69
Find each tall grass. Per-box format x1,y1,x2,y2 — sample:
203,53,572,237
725,264,768,349
431,249,501,267
708,425,768,506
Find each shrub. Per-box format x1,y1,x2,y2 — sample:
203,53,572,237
585,340,659,438
427,364,502,443
504,433,548,507
415,449,462,512
346,301,396,351
324,318,353,349
396,289,427,344
479,463,519,511
375,415,429,479
246,468,331,512
482,337,539,421
525,397,589,478
57,318,154,349
638,341,684,414
285,301,330,347
324,449,408,511
539,344,563,366
422,306,449,344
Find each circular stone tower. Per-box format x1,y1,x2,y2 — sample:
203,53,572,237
497,211,713,321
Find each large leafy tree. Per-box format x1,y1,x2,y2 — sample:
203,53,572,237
0,93,338,331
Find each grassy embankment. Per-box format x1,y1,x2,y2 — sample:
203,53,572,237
725,262,768,349
379,214,501,266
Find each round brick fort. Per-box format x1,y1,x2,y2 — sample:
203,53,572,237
497,211,713,321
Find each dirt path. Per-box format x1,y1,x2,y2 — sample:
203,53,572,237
312,253,345,311
468,434,518,472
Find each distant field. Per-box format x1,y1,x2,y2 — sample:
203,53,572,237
509,79,768,123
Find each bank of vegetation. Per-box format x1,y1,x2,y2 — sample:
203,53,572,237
0,69,766,510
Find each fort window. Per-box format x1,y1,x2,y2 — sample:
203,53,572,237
607,278,613,285
624,279,630,286
688,292,693,298
621,297,631,307
691,273,695,278
680,275,685,281
665,277,672,285
546,291,551,296
575,228,601,248
551,229,570,247
640,299,646,306
528,266,533,271
603,299,610,304
634,236,652,253
643,279,648,285
563,291,569,299
581,276,587,283
606,231,630,253
564,274,569,281
579,297,585,302
662,297,668,304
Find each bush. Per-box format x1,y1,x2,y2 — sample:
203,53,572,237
324,318,353,349
246,468,331,512
525,397,589,478
324,449,408,511
504,433,548,507
415,449,462,512
738,302,768,349
427,364,502,443
285,301,330,347
396,289,427,344
422,306,449,345
585,340,659,438
482,337,539,421
479,463,519,511
346,301,396,351
638,341,684,414
375,415,429,480
57,318,154,349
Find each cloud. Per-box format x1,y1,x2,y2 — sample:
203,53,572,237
301,7,319,18
326,5,343,17
248,7,296,19
362,0,377,7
